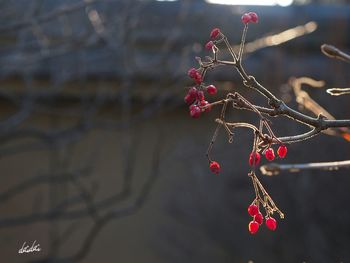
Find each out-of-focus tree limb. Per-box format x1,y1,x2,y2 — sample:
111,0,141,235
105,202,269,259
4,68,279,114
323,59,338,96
321,44,350,63
290,76,350,141
326,88,350,96
260,160,350,176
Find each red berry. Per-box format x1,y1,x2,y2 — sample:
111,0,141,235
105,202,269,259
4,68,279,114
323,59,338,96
248,12,259,23
265,217,277,231
190,106,201,118
247,204,259,217
194,73,202,84
209,161,220,174
199,100,211,112
189,104,196,111
184,94,195,105
197,90,205,101
242,12,259,24
188,68,203,84
265,148,275,161
205,41,214,50
248,221,259,234
206,85,217,95
188,87,197,97
254,212,263,225
249,152,261,166
210,28,220,39
187,68,198,78
277,145,287,158
241,13,251,24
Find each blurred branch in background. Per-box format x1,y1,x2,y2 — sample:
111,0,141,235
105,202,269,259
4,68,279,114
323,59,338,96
0,0,107,33
321,44,350,64
240,21,317,54
0,0,350,262
0,0,175,262
30,133,162,263
260,160,350,176
320,44,350,96
327,87,350,96
291,76,350,140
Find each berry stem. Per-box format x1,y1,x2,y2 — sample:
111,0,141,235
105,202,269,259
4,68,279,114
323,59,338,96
222,36,238,63
249,171,284,219
206,123,222,163
238,24,248,61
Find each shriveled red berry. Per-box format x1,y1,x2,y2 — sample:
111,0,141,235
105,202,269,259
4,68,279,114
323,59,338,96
249,152,261,166
190,106,201,118
210,28,220,39
265,148,275,161
254,212,263,225
188,87,197,97
277,145,287,158
248,221,259,234
187,68,202,84
199,100,211,112
187,68,198,78
197,90,205,101
206,85,217,95
205,41,214,50
194,73,202,84
209,161,220,174
265,217,277,231
241,13,251,24
247,204,259,217
184,94,195,105
248,12,259,23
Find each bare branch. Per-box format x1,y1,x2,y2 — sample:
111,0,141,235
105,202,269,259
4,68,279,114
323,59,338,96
190,15,350,223
203,34,350,142
260,160,350,176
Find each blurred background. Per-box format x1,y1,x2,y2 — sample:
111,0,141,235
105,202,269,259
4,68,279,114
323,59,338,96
0,0,350,262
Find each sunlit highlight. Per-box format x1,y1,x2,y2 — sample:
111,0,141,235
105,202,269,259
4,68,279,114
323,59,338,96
243,21,318,53
206,0,293,6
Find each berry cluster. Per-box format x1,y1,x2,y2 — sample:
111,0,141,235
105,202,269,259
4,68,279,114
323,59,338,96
185,11,288,234
249,145,287,166
184,27,222,119
187,68,202,85
248,204,277,234
185,70,217,119
204,28,222,51
246,145,287,234
241,12,259,24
